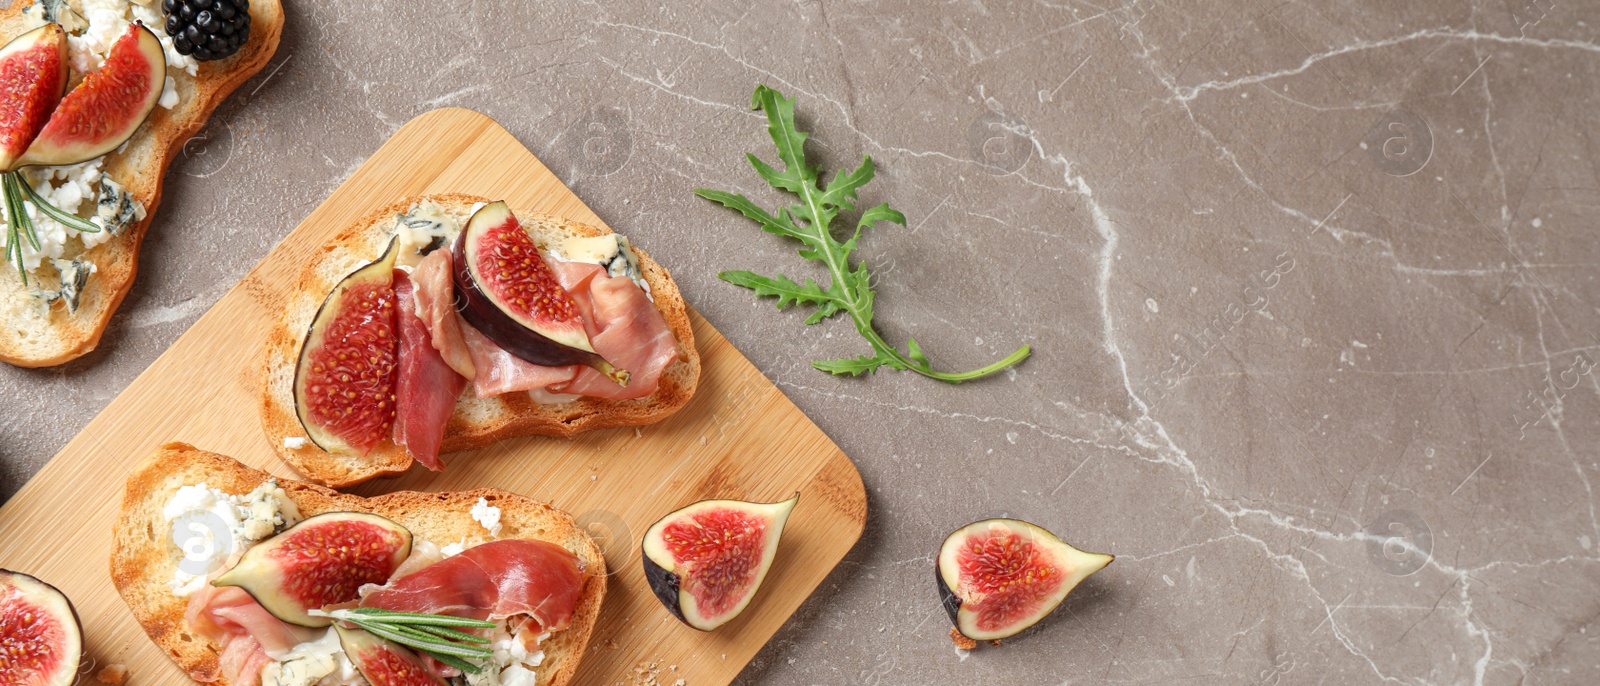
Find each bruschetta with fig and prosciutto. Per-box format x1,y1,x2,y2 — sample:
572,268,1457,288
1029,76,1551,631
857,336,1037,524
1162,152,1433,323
260,194,699,488
111,443,605,686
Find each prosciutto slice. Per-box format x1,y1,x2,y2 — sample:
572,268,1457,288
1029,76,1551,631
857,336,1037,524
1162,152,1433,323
393,270,468,471
546,262,680,400
461,325,577,398
186,583,317,685
411,250,476,380
215,635,272,686
186,584,317,657
418,256,678,400
361,539,584,632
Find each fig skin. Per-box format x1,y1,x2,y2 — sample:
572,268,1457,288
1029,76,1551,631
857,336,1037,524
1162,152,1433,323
293,239,401,456
333,625,446,686
14,22,165,169
0,569,83,686
0,23,68,171
935,518,1112,642
213,512,413,628
640,493,798,632
452,201,628,384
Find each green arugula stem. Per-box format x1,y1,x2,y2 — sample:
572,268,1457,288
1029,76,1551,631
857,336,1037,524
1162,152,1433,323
697,85,1032,383
861,325,1032,383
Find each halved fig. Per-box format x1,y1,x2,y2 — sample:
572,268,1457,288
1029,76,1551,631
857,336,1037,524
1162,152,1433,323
0,23,68,171
14,22,164,169
936,518,1112,642
213,512,412,627
641,493,798,631
294,239,401,455
333,625,446,686
452,201,628,384
0,570,81,686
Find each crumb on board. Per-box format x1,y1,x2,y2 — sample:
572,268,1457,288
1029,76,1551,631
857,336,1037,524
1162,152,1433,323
950,628,977,650
628,659,682,686
96,665,128,685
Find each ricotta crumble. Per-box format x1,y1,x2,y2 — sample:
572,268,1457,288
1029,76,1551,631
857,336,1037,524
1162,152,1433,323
163,480,302,596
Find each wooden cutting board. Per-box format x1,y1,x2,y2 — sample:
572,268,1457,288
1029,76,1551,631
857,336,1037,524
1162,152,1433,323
0,108,866,686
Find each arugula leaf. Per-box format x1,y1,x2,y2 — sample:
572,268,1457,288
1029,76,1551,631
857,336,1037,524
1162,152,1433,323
695,85,1031,383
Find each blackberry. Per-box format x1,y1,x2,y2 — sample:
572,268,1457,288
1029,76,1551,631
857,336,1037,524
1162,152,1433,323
161,0,250,61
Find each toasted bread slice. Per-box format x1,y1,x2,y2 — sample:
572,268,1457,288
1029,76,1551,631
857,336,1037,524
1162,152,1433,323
260,194,700,488
0,0,285,367
111,442,606,686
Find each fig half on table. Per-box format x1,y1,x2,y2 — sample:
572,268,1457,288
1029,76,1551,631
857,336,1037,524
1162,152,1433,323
0,569,82,686
642,494,799,631
936,518,1112,642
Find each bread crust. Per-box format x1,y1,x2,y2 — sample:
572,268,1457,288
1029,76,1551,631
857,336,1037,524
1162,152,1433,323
110,442,606,686
259,194,701,488
0,0,286,367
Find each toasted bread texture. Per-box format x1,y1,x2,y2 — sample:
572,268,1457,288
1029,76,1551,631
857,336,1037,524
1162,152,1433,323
110,442,606,686
0,0,285,367
260,194,700,488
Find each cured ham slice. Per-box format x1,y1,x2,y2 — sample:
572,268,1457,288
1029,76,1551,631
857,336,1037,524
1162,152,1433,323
546,262,680,400
187,583,315,685
215,634,273,686
461,325,577,398
361,539,583,633
413,244,679,401
413,248,579,397
186,584,317,657
393,270,468,470
411,249,476,380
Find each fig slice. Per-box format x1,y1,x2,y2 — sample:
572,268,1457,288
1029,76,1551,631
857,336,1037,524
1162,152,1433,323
0,23,68,171
936,518,1112,642
294,239,401,456
641,493,798,631
333,625,447,686
13,21,164,169
0,570,82,686
452,201,628,384
213,512,412,628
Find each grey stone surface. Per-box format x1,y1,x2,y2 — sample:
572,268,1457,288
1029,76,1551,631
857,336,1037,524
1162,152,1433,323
3,0,1599,683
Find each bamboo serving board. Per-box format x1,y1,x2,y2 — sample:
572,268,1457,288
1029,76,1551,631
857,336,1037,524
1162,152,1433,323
0,109,866,686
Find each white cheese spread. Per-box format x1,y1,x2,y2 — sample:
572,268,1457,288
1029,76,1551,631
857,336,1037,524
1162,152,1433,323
283,436,308,449
259,629,367,686
163,480,302,596
464,623,546,686
471,498,503,537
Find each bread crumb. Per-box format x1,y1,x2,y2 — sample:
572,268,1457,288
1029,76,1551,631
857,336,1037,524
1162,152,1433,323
96,665,128,685
950,628,977,650
989,639,1003,647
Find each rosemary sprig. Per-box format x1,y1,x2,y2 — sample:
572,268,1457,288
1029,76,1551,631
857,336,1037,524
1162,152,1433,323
322,608,497,674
